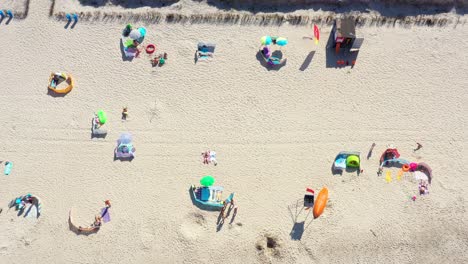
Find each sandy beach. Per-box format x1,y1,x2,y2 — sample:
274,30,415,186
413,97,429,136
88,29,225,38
0,0,467,263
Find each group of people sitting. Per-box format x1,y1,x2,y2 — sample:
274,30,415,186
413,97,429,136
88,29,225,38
50,73,67,88
260,45,287,66
151,52,168,67
10,194,41,217
201,150,217,166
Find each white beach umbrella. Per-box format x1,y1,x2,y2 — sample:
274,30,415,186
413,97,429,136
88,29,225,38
414,171,429,182
129,29,141,40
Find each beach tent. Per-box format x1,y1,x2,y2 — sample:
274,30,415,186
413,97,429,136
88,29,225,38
115,133,135,159
380,148,400,164
48,73,74,94
350,38,364,52
121,25,147,58
9,194,42,218
333,18,357,52
417,162,433,184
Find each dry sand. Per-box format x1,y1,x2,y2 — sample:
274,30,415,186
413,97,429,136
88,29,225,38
0,0,467,263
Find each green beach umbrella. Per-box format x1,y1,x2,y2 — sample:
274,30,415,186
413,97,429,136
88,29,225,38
200,175,215,187
97,110,107,124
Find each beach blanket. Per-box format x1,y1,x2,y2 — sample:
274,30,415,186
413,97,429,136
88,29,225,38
101,207,111,223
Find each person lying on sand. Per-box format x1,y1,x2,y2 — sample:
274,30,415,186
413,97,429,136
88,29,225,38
197,51,213,60
77,216,102,232
419,181,429,195
209,151,217,166
202,151,210,164
69,209,102,233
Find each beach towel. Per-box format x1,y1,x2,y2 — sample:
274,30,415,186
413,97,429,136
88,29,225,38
101,207,111,223
334,157,346,170
209,151,217,162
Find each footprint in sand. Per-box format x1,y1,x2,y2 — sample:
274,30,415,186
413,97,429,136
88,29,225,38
179,212,207,240
255,232,284,260
139,221,157,250
228,222,243,232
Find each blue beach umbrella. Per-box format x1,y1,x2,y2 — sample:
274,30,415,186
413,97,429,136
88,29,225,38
276,37,288,46
138,27,147,37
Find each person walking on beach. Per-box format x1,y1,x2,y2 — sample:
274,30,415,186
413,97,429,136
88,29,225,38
122,107,128,120
414,143,422,152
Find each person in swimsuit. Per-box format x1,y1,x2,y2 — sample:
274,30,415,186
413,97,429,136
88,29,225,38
78,216,102,232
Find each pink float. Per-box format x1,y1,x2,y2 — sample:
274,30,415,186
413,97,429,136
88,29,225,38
409,162,418,171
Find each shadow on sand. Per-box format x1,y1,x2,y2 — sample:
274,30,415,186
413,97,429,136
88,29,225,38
288,198,314,241
77,0,177,8
46,89,68,98
299,51,315,71
68,214,99,236
201,0,467,15
256,50,286,71
120,40,135,62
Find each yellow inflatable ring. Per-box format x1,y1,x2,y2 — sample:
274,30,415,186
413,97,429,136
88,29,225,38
346,155,360,168
402,164,410,172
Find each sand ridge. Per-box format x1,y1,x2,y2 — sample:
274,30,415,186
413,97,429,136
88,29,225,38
0,0,467,263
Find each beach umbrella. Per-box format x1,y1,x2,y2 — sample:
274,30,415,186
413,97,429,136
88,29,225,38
314,24,320,45
261,35,272,45
118,133,133,144
276,37,288,46
414,171,429,182
200,175,215,187
123,39,134,48
138,27,147,37
97,110,107,124
129,29,142,40
417,162,432,183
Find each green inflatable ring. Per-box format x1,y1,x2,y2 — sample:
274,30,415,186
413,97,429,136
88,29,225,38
346,155,360,168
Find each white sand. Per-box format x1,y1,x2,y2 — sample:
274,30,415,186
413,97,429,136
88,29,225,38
0,0,467,263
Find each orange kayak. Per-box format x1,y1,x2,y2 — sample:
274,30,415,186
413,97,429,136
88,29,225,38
313,187,329,219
